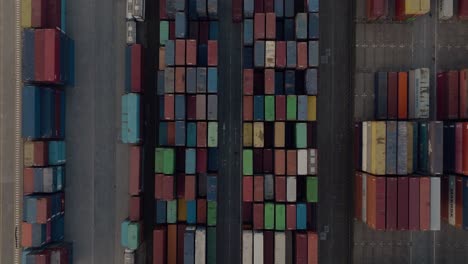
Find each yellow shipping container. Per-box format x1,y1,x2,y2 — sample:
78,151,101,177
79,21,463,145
21,0,32,28
253,122,265,148
24,141,35,167
244,123,253,147
370,121,386,175
274,122,285,147
265,41,276,68
307,96,317,121
178,199,187,221
405,0,421,15
419,0,430,14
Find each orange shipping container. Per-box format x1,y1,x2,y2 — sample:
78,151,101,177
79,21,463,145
244,95,253,121
286,150,297,175
274,122,285,147
398,72,408,119
168,225,177,264
275,149,286,175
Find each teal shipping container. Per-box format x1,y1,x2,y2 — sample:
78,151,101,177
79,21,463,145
48,141,66,165
121,93,141,144
186,148,196,174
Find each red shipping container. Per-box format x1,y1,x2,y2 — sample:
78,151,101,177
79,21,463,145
276,95,286,120
456,176,463,228
275,149,286,175
367,0,387,20
307,232,318,264
255,0,264,12
187,95,196,120
456,123,464,174
275,176,286,202
159,0,168,19
196,148,207,173
199,21,209,44
265,0,274,12
264,69,275,94
169,21,175,40
153,228,167,264
366,175,376,228
167,122,175,145
243,176,254,202
254,176,264,202
387,72,398,119
264,231,274,264
175,40,186,66
276,41,286,68
186,39,197,66
244,96,254,121
287,204,296,230
36,197,51,223
22,222,32,247
460,70,468,118
129,196,142,221
398,72,408,119
175,67,186,93
263,149,273,173
419,177,430,230
197,122,207,147
408,177,420,230
463,122,468,175
243,202,253,223
232,0,243,22
253,203,264,229
197,199,207,224
177,224,186,264
441,175,449,223
397,177,409,230
265,13,276,39
44,29,60,83
460,0,468,19
162,176,174,200
297,42,308,70
208,40,218,66
254,13,266,40
244,69,254,95
32,0,46,27
177,173,185,198
164,95,175,120
35,252,51,264
185,175,196,200
46,0,61,32
355,172,362,220
437,72,447,120
129,146,141,195
23,168,35,194
295,233,308,264
34,29,45,81
448,71,460,119
286,150,297,175
386,177,397,230
131,44,143,92
375,177,386,230
168,225,177,264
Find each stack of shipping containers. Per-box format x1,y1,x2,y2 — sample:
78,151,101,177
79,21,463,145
354,69,443,231
437,70,468,229
121,0,145,260
241,1,319,263
366,0,430,21
20,0,74,261
153,0,218,262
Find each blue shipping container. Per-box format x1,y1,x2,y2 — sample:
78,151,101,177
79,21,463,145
186,200,197,224
309,13,319,39
276,20,284,40
275,0,284,17
186,149,196,174
41,88,54,139
244,0,254,18
184,228,196,263
48,141,66,165
198,44,208,66
208,148,218,172
244,47,254,69
187,122,197,147
175,0,185,11
286,41,297,69
122,93,141,144
156,200,167,224
285,70,295,95
254,41,265,68
285,0,295,17
175,12,187,38
308,0,319,12
207,0,218,19
244,19,254,46
209,21,219,40
22,29,35,82
296,203,307,230
175,121,186,146
159,122,168,146
186,67,197,94
207,68,218,93
275,71,284,94
207,175,217,201
284,18,295,41
295,13,308,40
297,96,308,121
305,69,318,95
463,177,468,229
254,96,265,120
196,0,207,18
165,40,175,66
22,86,41,139
189,0,198,20
157,71,165,95
121,220,130,247
309,41,319,67
175,95,186,120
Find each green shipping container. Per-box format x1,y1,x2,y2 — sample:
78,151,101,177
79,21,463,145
295,123,307,148
275,204,286,231
265,96,275,121
127,222,140,250
207,201,217,226
287,95,297,120
167,200,178,223
264,203,275,230
207,227,217,264
160,21,169,45
243,149,253,175
208,122,218,147
307,177,318,202
163,148,175,174
155,148,164,173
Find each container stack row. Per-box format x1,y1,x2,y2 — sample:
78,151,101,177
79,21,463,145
439,0,468,20
354,121,442,231
121,0,146,261
366,0,431,21
21,0,74,262
241,1,319,263
154,1,218,263
437,70,468,230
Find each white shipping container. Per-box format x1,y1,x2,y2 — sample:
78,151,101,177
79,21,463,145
195,228,206,264
242,230,253,264
265,41,276,68
439,0,453,20
253,232,264,264
286,177,297,202
362,121,367,172
449,176,456,226
126,0,134,19
307,149,317,175
297,150,308,175
274,232,286,264
124,249,135,264
133,0,145,21
417,68,430,118
126,21,136,45
362,173,367,223
430,177,441,230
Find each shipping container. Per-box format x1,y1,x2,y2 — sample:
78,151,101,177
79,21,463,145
243,230,253,264
461,0,468,19
121,93,141,144
439,0,454,19
253,232,264,263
